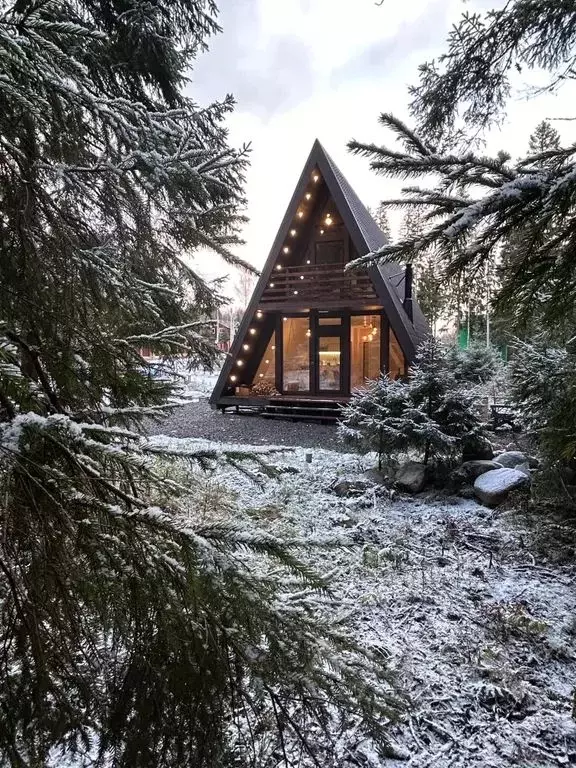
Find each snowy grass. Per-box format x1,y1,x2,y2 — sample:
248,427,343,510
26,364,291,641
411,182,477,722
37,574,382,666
147,434,576,767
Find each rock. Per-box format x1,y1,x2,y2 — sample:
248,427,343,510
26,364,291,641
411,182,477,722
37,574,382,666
395,461,427,493
331,479,372,497
362,468,388,485
474,468,531,507
462,434,494,461
453,459,503,484
493,450,527,468
514,461,532,477
526,455,541,469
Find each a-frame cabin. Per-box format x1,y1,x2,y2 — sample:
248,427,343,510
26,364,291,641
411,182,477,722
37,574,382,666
210,140,427,419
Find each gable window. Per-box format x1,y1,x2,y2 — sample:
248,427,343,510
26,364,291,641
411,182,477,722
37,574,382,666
315,240,344,265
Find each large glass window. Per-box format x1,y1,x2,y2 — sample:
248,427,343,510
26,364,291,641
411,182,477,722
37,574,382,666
253,332,276,391
318,336,341,391
282,317,310,392
389,328,406,379
350,315,381,389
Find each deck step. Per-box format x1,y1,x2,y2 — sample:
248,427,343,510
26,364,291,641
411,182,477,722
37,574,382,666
263,399,343,423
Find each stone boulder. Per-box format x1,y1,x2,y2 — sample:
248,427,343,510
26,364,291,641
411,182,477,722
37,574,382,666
395,461,427,494
362,468,388,485
474,468,531,507
462,434,494,461
514,461,532,478
493,450,527,468
452,459,503,485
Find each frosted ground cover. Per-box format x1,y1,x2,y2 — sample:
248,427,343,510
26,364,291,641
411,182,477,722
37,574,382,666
149,435,576,767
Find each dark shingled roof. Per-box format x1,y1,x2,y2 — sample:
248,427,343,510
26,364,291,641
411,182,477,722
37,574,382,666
321,141,428,349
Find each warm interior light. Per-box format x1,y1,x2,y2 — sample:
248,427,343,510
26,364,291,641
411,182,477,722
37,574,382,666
265,359,270,364
306,329,311,337
290,229,297,236
271,345,276,350
259,373,264,378
283,246,290,254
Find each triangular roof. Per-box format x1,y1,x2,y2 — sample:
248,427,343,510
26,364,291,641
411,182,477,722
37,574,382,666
210,140,428,404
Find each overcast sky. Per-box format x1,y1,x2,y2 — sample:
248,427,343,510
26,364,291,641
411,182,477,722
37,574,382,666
187,0,576,296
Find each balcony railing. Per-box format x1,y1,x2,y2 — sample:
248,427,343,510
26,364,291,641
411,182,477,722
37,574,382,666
260,263,378,306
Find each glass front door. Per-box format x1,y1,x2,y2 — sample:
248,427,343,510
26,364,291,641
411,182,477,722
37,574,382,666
317,335,342,392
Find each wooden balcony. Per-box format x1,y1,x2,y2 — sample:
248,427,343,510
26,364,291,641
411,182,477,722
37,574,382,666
260,263,379,309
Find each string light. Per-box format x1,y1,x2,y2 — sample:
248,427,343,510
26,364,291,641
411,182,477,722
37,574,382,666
243,344,249,351
265,359,270,364
305,193,311,200
259,373,264,378
306,259,311,264
230,375,237,382
297,211,304,218
256,310,263,318
313,173,319,182
276,264,282,270
283,246,290,254
293,290,298,295
290,229,297,236
249,328,256,335
320,228,325,235
300,275,304,279
271,345,276,350
236,360,244,366
325,214,333,226
270,282,275,287
306,329,311,337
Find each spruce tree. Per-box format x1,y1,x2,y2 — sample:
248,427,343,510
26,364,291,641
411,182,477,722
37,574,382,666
348,3,576,335
340,338,485,467
0,3,399,764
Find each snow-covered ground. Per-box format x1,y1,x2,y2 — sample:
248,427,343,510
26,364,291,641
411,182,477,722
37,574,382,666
149,435,576,767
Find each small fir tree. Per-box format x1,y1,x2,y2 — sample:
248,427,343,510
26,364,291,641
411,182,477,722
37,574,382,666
340,338,485,467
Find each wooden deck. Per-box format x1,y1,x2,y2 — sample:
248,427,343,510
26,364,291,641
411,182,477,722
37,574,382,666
213,394,349,422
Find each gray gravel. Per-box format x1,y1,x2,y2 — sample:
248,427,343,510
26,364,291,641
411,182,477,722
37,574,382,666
147,399,345,450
